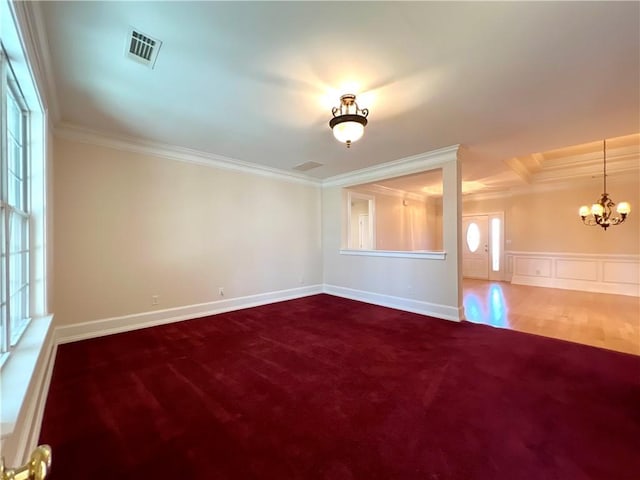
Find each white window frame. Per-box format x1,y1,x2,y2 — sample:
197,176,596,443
0,47,32,365
488,212,504,281
1,1,52,465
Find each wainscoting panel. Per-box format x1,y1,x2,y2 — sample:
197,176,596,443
508,251,639,297
556,259,598,281
603,261,640,285
514,257,552,278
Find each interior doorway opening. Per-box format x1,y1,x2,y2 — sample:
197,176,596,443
347,192,375,250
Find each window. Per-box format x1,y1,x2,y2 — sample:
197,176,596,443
1,48,31,363
466,222,480,253
491,218,501,272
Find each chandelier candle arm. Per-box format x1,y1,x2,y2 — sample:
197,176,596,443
578,139,631,230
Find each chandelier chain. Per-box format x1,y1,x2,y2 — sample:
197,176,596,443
603,139,607,193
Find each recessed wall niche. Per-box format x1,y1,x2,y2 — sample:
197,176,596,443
343,169,443,252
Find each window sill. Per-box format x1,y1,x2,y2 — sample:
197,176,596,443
0,314,54,440
339,249,446,260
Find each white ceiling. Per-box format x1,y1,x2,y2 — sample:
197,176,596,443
37,1,640,184
353,133,640,199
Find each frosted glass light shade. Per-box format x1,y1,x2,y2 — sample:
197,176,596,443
591,203,604,216
579,205,590,217
616,202,631,215
332,121,365,144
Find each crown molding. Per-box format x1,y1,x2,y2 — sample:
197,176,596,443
322,145,460,188
462,189,514,202
54,123,322,187
530,157,639,183
504,146,639,184
463,171,639,202
352,184,427,202
530,152,544,169
504,157,532,184
10,0,60,122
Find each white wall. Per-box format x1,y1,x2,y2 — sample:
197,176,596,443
463,177,640,295
347,189,442,252
323,147,463,320
53,137,323,326
463,178,640,254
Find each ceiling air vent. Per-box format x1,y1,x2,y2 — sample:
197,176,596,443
125,28,162,68
293,161,323,172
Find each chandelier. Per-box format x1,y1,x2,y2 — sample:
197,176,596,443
579,140,631,230
329,94,369,148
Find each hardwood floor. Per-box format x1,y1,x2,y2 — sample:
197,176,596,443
463,279,640,355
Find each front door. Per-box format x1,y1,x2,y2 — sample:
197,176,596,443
463,215,489,279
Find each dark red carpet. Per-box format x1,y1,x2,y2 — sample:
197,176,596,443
40,294,640,479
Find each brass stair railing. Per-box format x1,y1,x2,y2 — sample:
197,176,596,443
0,445,51,480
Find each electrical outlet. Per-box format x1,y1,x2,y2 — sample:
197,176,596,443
151,295,159,305
218,287,224,296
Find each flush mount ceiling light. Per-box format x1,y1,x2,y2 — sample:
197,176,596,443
579,140,631,230
329,94,369,148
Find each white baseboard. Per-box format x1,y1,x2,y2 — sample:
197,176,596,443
508,251,639,297
323,284,463,321
56,284,323,344
56,283,462,346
